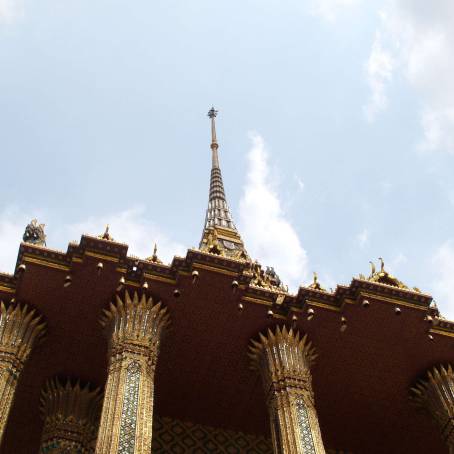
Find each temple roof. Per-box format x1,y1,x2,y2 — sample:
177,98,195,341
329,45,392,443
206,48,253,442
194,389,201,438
0,235,452,454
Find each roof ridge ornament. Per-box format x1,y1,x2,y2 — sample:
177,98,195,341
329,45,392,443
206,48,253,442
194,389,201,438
146,243,163,264
99,225,114,241
308,271,325,291
23,219,47,247
365,257,409,290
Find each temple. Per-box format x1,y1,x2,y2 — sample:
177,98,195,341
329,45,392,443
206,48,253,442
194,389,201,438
0,109,453,453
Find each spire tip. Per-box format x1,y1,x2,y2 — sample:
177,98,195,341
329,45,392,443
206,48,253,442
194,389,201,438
208,107,218,119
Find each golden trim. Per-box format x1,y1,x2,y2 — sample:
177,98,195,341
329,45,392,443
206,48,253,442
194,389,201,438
289,307,304,313
193,262,238,277
241,296,273,307
23,256,70,271
143,274,177,285
125,280,140,288
429,328,454,338
84,251,119,263
116,268,127,274
359,292,427,310
0,286,14,294
71,257,83,263
307,300,341,312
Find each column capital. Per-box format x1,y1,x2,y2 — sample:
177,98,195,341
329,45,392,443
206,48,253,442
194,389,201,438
0,300,46,442
411,364,454,448
96,290,170,454
40,378,102,453
0,301,46,370
249,326,325,454
100,290,170,362
249,326,317,403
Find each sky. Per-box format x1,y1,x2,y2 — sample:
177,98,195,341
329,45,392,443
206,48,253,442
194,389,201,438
2,0,454,316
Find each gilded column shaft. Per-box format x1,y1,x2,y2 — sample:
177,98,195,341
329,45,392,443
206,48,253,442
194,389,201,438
249,326,326,454
0,301,45,443
412,365,454,452
39,378,102,454
95,291,169,454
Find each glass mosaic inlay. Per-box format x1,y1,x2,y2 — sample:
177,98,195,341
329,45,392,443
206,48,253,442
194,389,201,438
296,400,316,453
118,361,141,454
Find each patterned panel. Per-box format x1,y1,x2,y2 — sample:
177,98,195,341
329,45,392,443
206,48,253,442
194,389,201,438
296,401,317,454
41,440,84,453
152,416,273,453
118,361,141,454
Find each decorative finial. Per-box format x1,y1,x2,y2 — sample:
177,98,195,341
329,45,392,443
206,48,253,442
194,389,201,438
208,107,219,157
308,271,323,291
146,243,162,264
378,257,385,272
23,219,46,247
369,260,376,276
207,107,218,119
99,225,113,241
366,257,409,289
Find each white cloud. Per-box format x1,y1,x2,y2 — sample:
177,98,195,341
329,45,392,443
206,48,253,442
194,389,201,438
295,176,305,192
0,206,186,274
357,228,369,248
420,108,454,152
0,0,23,23
432,241,454,319
380,181,393,195
309,0,361,22
388,252,407,273
364,32,394,122
365,1,454,152
65,207,186,264
239,133,309,291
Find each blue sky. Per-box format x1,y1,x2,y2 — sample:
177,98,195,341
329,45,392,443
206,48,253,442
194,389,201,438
2,0,454,316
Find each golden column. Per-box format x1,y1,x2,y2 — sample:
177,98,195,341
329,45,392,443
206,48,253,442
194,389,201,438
411,365,454,453
39,378,102,453
95,291,170,454
0,301,45,443
249,326,326,454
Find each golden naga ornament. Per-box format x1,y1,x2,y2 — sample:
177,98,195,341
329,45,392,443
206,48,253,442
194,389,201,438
365,257,409,289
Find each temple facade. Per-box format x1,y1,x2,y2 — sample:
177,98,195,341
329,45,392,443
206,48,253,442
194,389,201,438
0,110,453,453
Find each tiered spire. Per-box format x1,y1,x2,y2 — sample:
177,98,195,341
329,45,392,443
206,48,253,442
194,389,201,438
199,108,247,259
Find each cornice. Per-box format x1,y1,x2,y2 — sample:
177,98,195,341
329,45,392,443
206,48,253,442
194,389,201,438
7,235,454,336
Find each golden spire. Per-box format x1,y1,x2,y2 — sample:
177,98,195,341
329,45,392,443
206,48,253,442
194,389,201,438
199,108,248,259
